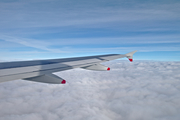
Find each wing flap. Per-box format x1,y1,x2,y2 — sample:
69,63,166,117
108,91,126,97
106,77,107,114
24,74,66,84
81,64,110,71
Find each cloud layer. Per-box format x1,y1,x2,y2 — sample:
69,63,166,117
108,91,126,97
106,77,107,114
0,61,180,120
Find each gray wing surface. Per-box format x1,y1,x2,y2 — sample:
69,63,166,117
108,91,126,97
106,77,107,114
0,51,137,84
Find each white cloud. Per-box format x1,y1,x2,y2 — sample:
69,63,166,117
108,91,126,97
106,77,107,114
0,35,68,53
0,0,179,29
48,35,180,45
58,46,180,53
0,61,180,120
1,34,179,57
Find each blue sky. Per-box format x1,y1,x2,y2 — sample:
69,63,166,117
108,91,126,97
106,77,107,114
0,0,180,61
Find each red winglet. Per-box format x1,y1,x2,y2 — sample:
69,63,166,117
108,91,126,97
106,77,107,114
129,59,133,62
107,67,110,71
61,80,66,84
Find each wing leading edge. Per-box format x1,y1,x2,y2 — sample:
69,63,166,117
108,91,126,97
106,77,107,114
0,50,137,84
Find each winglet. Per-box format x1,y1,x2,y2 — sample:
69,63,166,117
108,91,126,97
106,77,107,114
125,50,137,62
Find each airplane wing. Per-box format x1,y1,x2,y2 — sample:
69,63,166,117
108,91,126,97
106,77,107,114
0,50,137,84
